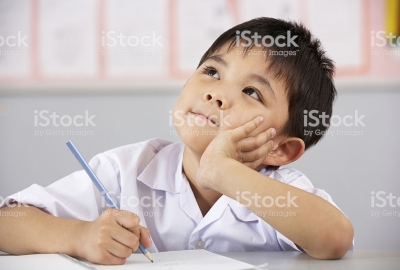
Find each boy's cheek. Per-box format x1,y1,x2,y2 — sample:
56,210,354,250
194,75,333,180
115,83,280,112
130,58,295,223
247,120,273,137
227,114,271,133
228,114,253,127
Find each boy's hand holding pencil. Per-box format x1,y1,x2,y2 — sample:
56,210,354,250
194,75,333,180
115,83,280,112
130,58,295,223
74,209,152,265
66,140,153,265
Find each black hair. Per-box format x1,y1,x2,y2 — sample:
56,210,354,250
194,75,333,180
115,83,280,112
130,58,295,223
198,17,336,151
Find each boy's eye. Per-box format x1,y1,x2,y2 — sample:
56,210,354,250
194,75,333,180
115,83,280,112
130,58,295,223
243,87,261,101
204,66,220,79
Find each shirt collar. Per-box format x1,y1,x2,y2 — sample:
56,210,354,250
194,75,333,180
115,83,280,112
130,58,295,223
137,141,185,194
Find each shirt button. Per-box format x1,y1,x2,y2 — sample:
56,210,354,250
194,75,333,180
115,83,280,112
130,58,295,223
195,240,206,249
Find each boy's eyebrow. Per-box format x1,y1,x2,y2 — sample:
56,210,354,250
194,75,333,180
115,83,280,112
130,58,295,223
207,55,228,67
249,73,276,101
207,54,276,101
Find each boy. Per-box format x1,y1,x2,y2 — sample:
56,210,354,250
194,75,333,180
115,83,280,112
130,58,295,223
0,18,354,264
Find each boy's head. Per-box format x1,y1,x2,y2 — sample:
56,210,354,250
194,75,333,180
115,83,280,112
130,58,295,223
173,17,336,167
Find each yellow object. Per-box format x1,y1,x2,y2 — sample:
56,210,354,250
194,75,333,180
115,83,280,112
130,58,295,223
386,0,400,46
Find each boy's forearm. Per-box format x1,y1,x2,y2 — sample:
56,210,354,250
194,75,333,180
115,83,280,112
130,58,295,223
0,205,85,256
209,158,354,259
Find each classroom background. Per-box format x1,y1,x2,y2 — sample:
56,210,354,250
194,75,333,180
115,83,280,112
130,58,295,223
0,0,399,250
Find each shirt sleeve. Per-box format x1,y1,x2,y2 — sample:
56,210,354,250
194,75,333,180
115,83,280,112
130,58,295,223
262,167,354,252
0,153,120,221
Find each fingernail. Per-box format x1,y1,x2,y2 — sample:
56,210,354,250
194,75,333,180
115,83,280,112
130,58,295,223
270,128,276,137
259,116,264,122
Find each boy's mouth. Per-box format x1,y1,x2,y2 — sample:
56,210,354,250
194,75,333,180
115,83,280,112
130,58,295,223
189,111,219,127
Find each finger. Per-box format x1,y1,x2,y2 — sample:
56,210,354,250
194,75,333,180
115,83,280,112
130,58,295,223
110,226,139,252
241,140,274,163
243,153,269,169
229,116,264,143
106,239,135,260
132,226,140,238
113,210,140,231
94,251,126,265
138,226,153,248
239,128,276,152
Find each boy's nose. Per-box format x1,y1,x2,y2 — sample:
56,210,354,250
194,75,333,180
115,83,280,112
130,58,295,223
203,92,230,109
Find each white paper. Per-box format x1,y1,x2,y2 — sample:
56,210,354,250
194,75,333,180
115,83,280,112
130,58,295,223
0,254,88,270
91,250,256,270
0,250,257,270
38,0,99,77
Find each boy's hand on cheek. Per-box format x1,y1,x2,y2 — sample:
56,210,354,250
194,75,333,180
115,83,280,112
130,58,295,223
196,116,275,189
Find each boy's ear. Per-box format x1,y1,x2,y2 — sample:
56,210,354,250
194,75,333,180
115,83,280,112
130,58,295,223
263,137,305,166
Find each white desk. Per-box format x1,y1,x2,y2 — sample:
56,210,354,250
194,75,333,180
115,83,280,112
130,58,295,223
218,251,400,270
1,250,399,269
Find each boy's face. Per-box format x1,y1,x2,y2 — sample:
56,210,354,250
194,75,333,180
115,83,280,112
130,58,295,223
173,44,289,157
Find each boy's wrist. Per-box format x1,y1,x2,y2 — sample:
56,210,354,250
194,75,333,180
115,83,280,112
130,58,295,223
62,219,89,259
206,157,239,193
197,156,226,191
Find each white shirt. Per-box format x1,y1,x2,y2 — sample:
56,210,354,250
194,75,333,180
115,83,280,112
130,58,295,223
0,138,352,252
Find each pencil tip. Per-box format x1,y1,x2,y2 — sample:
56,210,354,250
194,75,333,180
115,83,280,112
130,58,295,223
151,260,153,263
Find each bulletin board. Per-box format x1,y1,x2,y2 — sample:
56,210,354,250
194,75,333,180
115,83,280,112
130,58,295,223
1,0,397,90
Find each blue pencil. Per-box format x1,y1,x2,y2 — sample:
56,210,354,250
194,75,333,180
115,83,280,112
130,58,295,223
66,140,153,263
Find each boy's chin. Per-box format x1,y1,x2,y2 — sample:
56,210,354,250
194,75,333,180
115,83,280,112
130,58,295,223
178,132,214,156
